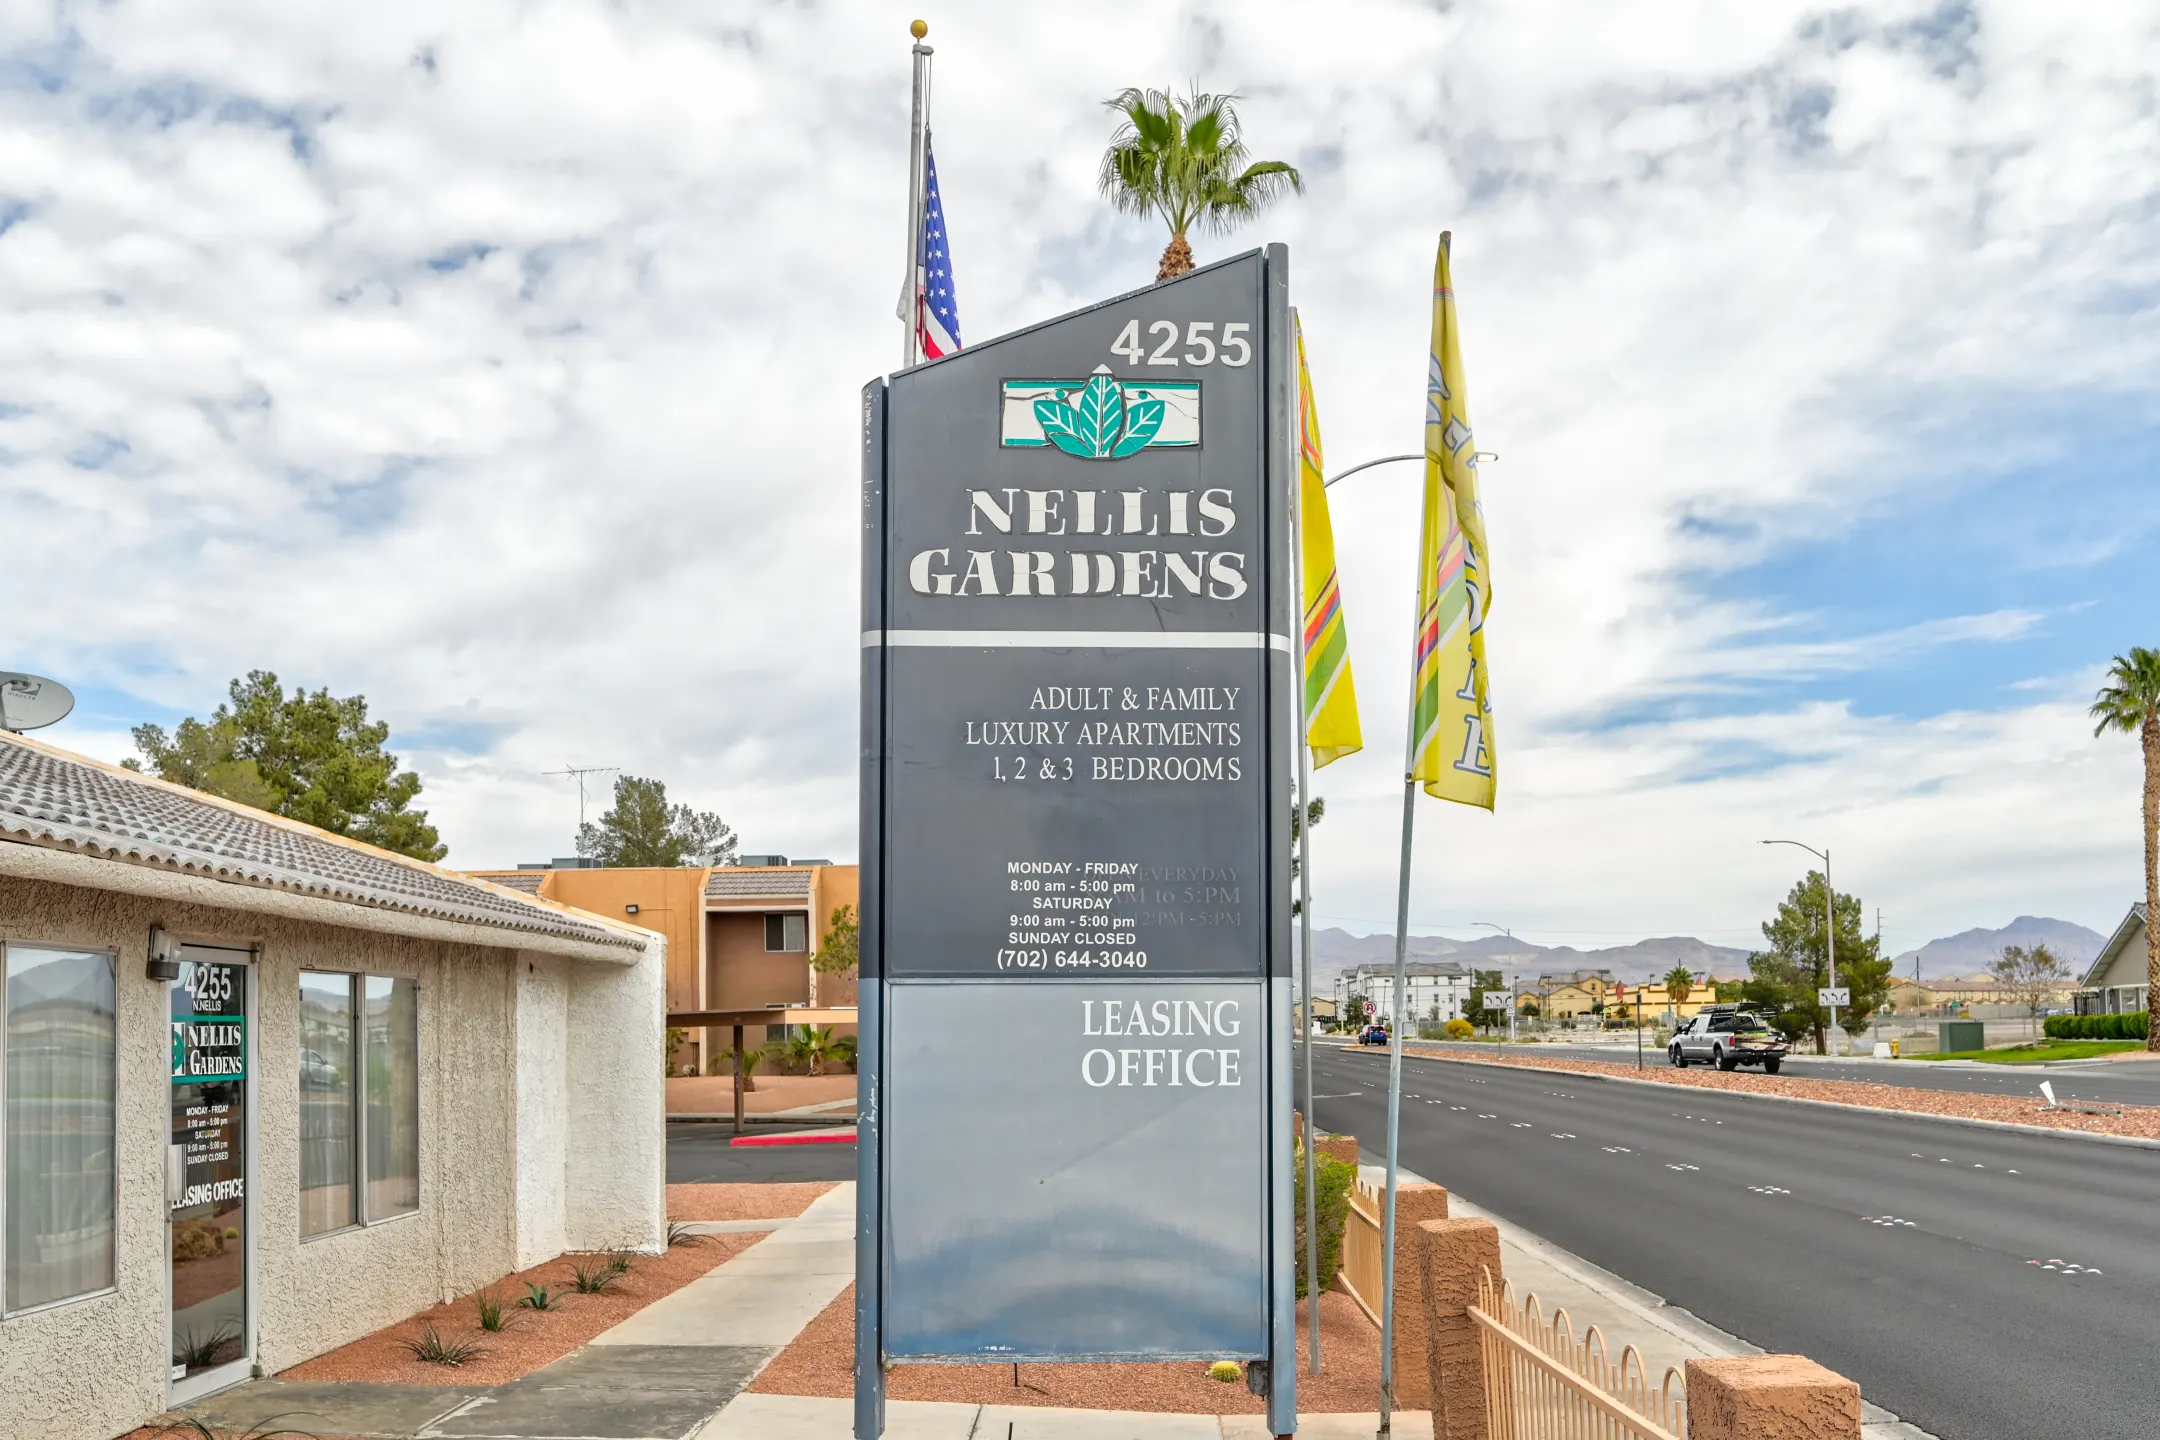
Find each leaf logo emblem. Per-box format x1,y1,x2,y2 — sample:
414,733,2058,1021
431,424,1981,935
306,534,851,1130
1032,375,1166,460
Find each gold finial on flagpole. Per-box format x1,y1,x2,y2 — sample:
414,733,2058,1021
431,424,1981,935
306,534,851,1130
910,19,927,38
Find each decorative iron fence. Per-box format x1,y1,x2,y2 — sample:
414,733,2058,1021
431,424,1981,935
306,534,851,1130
1472,1267,1686,1440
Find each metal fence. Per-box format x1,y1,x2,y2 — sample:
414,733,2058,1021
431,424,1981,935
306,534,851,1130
1472,1267,1686,1440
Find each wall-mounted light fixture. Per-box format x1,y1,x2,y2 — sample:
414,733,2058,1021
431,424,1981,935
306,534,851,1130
625,903,641,916
147,926,182,981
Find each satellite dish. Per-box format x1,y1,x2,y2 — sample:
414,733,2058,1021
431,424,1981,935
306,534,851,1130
0,673,75,733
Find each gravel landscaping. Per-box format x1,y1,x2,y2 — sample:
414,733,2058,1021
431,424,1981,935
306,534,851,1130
750,1283,1385,1414
1389,1046,2160,1141
665,1180,838,1221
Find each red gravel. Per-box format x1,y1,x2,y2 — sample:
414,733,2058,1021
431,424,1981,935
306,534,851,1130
277,1232,761,1386
1383,1047,2160,1141
667,1181,837,1221
751,1283,1384,1413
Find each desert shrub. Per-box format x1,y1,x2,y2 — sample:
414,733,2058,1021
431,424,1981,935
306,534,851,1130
473,1287,510,1332
568,1258,620,1294
1292,1148,1358,1301
400,1325,484,1366
518,1281,557,1310
1444,1017,1475,1039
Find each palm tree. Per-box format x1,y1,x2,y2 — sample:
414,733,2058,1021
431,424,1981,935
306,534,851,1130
1098,88,1303,282
2091,646,2160,1051
1662,965,1695,1010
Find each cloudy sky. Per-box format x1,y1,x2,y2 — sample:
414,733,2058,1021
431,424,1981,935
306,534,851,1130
5,0,2154,954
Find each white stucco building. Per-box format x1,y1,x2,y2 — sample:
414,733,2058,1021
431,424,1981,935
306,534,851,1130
1334,960,1475,1025
0,734,666,1440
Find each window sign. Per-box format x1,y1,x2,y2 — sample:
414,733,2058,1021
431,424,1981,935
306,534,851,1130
855,248,1295,1439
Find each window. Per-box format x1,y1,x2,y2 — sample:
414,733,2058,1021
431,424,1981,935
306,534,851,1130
765,913,808,953
3,945,116,1313
298,972,419,1236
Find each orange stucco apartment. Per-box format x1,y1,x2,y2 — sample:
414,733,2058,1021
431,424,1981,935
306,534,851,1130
466,856,858,1073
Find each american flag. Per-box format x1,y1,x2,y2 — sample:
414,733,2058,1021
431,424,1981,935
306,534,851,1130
915,141,961,359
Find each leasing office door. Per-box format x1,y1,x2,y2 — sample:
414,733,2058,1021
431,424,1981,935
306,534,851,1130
169,946,253,1402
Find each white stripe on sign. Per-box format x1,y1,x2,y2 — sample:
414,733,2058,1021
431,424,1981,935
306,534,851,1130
863,630,1291,651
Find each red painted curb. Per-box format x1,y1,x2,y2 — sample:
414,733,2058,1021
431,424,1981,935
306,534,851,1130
730,1130,858,1147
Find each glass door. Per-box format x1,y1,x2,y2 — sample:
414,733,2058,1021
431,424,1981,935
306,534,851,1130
169,947,252,1402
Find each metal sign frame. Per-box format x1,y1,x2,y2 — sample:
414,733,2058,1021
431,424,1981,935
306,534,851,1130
856,246,1296,1438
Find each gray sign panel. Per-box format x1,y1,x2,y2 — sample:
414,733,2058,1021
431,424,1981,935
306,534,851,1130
858,248,1295,1435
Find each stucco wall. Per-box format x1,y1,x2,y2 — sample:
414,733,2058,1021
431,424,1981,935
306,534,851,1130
706,911,811,1010
514,954,571,1268
563,934,666,1252
0,870,660,1440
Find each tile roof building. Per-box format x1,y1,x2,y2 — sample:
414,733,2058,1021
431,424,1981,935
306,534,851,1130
0,733,664,1440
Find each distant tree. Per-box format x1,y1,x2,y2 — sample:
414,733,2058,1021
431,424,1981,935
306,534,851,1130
2090,647,2160,1051
807,903,859,1009
1663,965,1696,1009
1989,943,2072,1039
1344,991,1370,1029
1289,796,1324,918
1098,87,1304,281
1743,871,1892,1052
1467,968,1507,1032
127,670,445,860
575,774,736,867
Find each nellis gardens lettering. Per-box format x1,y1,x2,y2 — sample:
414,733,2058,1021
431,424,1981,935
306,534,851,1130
909,487,1249,600
1079,997,1243,1089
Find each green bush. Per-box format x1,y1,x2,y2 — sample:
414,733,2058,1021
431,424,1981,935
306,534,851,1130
2043,1011,2148,1041
1292,1148,1357,1301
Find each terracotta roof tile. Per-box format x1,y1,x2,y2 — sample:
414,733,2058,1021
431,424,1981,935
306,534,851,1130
0,735,640,951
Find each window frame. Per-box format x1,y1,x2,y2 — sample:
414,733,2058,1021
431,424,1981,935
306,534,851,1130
764,912,809,953
297,969,421,1242
0,941,120,1319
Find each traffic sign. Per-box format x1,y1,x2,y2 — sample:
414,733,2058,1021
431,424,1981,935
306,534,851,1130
1818,986,1851,1007
857,248,1295,1434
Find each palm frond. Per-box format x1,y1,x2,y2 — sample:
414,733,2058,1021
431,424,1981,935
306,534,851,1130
2090,647,2160,737
1097,85,1300,254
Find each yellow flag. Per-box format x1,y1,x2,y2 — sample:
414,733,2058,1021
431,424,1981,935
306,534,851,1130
1295,313,1363,768
1409,234,1496,808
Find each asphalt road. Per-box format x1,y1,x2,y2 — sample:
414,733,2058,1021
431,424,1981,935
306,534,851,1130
666,1123,857,1183
1303,1043,2159,1440
1404,1039,2160,1107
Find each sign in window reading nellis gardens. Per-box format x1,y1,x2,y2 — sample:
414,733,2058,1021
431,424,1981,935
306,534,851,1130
172,1015,246,1083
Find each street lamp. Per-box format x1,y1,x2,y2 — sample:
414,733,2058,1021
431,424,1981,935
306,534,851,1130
1473,921,1524,1042
1763,839,1840,1056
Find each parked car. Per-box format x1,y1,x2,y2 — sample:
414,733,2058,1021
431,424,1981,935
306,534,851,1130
1669,1009,1788,1072
1359,1025,1389,1046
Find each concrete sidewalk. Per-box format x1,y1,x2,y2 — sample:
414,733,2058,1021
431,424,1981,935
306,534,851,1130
700,1396,1427,1438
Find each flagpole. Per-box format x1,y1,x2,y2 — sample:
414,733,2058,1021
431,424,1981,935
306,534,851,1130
900,21,932,367
1376,691,1418,1439
1289,308,1323,1375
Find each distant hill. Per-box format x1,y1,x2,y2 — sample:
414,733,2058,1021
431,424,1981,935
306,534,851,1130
1890,916,2107,980
1305,928,1752,990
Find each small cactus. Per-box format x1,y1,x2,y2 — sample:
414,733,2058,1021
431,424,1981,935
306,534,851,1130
1208,1360,1243,1383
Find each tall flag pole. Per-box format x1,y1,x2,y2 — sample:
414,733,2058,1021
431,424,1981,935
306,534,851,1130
1378,232,1496,1440
897,21,933,366
1291,310,1362,1375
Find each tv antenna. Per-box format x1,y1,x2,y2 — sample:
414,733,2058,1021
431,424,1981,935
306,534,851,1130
0,673,75,734
545,765,619,831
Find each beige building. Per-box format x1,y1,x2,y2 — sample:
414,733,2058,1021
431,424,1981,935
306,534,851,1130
2077,904,2151,1015
469,858,859,1072
0,734,665,1440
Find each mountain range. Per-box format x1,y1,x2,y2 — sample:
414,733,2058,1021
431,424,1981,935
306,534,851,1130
1308,915,2110,992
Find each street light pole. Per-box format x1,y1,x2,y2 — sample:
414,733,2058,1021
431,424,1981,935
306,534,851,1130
1763,839,1839,1055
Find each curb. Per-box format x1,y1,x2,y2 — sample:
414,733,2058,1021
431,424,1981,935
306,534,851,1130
1349,1047,2160,1153
731,1129,857,1148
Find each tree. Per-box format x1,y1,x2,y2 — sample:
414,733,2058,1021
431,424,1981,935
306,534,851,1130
808,904,859,1009
1289,797,1324,918
126,670,445,860
575,774,736,867
1099,87,1303,282
1468,968,1507,1032
1663,965,1696,1009
1742,871,1892,1053
2090,646,2160,1051
1989,943,2071,1039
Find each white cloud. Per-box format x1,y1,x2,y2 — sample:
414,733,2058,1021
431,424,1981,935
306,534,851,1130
3,1,2153,945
